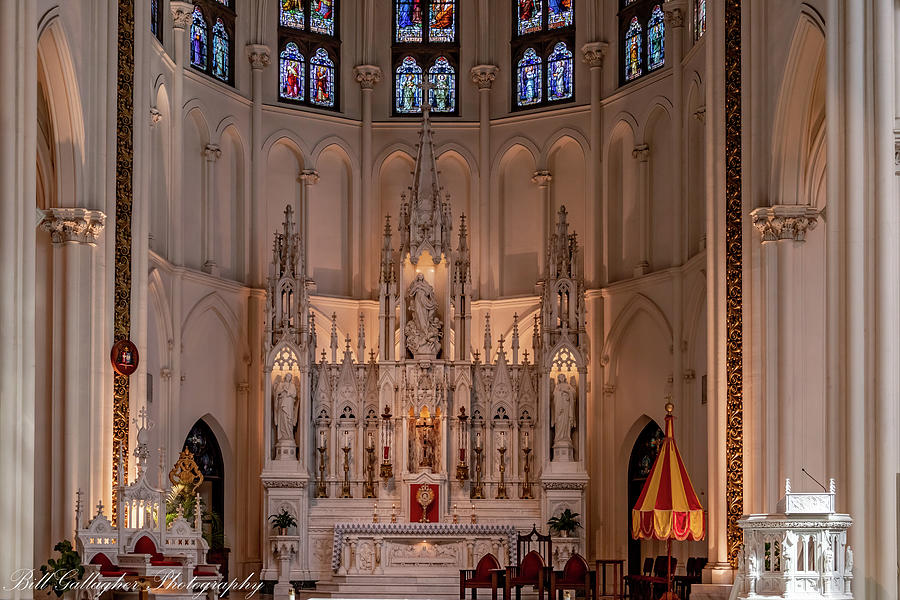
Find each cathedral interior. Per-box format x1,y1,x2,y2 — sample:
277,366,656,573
2,0,899,599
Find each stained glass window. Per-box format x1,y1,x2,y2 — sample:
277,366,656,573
396,0,424,42
548,0,573,30
517,48,542,107
647,5,665,70
429,1,455,42
428,57,455,112
546,42,573,101
280,43,305,100
280,0,304,28
625,17,642,81
310,0,335,35
151,0,162,41
190,7,208,69
396,56,423,113
517,0,543,35
212,19,229,81
309,48,335,107
695,0,706,40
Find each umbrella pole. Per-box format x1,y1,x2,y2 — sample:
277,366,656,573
667,538,673,599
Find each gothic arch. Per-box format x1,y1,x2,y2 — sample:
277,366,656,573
435,143,480,179
541,127,590,166
181,292,247,374
148,268,174,369
311,136,360,171
213,115,243,145
605,112,640,152
641,96,673,127
601,293,673,387
262,130,310,162
491,136,541,173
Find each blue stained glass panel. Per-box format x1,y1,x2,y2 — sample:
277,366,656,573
625,17,642,81
280,43,305,101
309,48,336,107
429,1,455,42
695,0,706,40
190,7,208,69
212,18,229,81
311,0,336,35
517,0,543,35
647,5,665,70
280,0,305,29
396,0,423,42
396,56,423,113
548,0,573,29
151,0,160,37
428,57,455,112
516,48,542,106
547,42,573,101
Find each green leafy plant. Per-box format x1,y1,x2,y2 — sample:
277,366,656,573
547,509,582,536
165,484,226,549
38,540,84,598
269,508,298,533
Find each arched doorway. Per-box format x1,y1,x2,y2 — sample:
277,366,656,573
627,420,664,575
182,419,228,581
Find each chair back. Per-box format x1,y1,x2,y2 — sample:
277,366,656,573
475,553,501,579
562,553,589,581
520,550,546,580
642,557,654,575
517,524,552,566
653,555,677,577
686,557,697,576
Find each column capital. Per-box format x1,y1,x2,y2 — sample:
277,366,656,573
353,65,384,89
470,65,499,90
246,44,271,70
581,42,609,69
531,170,552,187
663,0,687,27
632,144,651,162
299,169,320,185
150,107,162,127
170,1,194,29
39,208,107,245
204,144,221,161
750,205,820,242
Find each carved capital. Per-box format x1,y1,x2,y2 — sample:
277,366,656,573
39,208,107,245
632,144,650,162
170,1,194,29
150,107,162,127
299,169,320,185
664,0,687,27
246,44,271,70
470,65,499,90
750,205,820,242
693,106,707,124
531,170,552,187
353,65,384,89
204,144,221,162
581,42,608,69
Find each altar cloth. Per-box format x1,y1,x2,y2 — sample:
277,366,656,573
331,522,519,571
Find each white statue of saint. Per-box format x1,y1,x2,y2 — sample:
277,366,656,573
274,373,299,442
406,274,442,355
409,274,436,334
552,374,576,445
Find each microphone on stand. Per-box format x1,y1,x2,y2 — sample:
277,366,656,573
801,467,827,491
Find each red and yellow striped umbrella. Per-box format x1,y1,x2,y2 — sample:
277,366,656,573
632,403,705,542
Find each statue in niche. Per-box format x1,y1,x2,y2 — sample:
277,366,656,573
552,374,576,446
405,274,443,356
274,373,299,443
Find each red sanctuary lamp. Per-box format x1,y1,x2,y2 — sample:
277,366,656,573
456,407,470,481
380,404,393,480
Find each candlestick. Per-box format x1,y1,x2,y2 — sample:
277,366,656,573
498,430,507,450
391,503,397,524
520,446,534,499
476,431,483,450
523,430,530,450
319,429,326,448
364,443,376,498
340,445,352,498
496,446,508,499
452,504,458,524
380,404,393,481
315,444,328,498
471,446,485,499
470,503,477,524
372,502,379,523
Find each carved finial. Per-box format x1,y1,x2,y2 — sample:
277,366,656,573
511,313,520,365
785,478,792,494
330,313,339,363
829,478,836,493
369,349,377,363
194,492,203,529
523,349,530,365
321,349,327,363
96,499,105,517
357,313,366,362
483,314,492,360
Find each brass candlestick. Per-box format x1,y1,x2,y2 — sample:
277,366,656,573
380,405,394,481
456,407,470,481
520,447,534,499
315,445,328,498
496,447,508,499
340,445,352,498
364,445,376,498
471,447,485,499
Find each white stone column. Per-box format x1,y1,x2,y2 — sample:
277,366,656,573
247,45,270,285
581,43,606,285
298,169,319,270
632,145,651,276
202,144,221,276
531,171,552,277
39,209,107,545
169,1,192,267
471,65,498,295
353,65,382,295
664,3,686,263
0,3,36,589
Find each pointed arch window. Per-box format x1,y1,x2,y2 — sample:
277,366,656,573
151,0,162,42
392,0,459,116
278,1,341,110
189,1,235,86
694,0,706,41
619,0,665,85
511,0,575,110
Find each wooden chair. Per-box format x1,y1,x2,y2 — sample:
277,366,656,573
517,524,553,565
460,553,504,600
506,550,550,600
594,559,624,600
624,557,654,600
550,553,591,600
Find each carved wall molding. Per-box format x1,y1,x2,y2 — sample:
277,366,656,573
246,44,271,70
170,0,194,29
750,205,820,242
353,65,384,89
581,42,608,69
470,65,499,90
39,208,107,245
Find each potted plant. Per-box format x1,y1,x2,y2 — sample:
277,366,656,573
269,508,298,535
38,540,84,598
547,509,582,538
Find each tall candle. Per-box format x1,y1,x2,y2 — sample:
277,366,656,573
319,429,326,448
343,429,350,448
476,431,482,450
384,444,390,460
368,431,374,449
499,431,506,450
523,431,530,450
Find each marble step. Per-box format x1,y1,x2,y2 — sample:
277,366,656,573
300,574,546,600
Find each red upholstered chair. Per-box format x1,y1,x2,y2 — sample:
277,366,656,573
133,535,182,566
550,554,592,600
459,553,504,600
505,550,549,600
90,553,131,577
